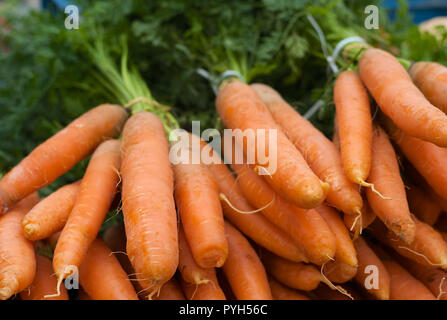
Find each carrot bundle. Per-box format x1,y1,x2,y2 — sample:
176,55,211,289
0,193,39,300
53,139,121,284
121,111,178,298
216,79,328,209
410,61,447,114
252,83,362,216
22,180,81,241
359,48,447,147
0,104,127,214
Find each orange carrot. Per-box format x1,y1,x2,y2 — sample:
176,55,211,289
20,254,68,300
252,83,362,215
173,136,227,268
322,260,358,284
180,273,226,300
359,48,447,146
22,180,81,241
316,204,358,268
216,79,328,209
0,104,127,213
262,250,322,291
268,278,310,300
199,138,306,262
121,111,178,298
369,218,447,270
223,221,272,300
353,236,390,300
79,238,138,300
366,126,415,243
386,119,447,201
409,61,447,114
0,193,39,300
394,254,447,300
231,162,335,265
407,184,441,225
154,278,185,300
382,258,436,300
343,199,377,239
178,226,216,285
333,70,372,187
53,139,121,285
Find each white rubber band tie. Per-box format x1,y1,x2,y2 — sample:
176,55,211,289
196,68,246,95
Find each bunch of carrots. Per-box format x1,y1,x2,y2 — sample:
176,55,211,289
2,39,447,300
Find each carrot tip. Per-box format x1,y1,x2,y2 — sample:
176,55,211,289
44,274,64,299
0,287,12,300
320,263,354,300
23,223,37,239
358,180,392,200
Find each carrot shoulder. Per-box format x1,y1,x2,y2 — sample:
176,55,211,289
79,238,138,300
366,126,415,243
252,83,362,215
359,48,447,146
216,79,327,209
121,111,178,298
410,61,447,114
223,221,272,300
0,193,39,300
53,139,121,281
333,70,373,187
22,180,81,241
0,104,127,213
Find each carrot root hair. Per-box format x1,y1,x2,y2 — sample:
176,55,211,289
359,180,392,200
219,193,274,215
397,246,447,268
437,277,446,300
320,261,354,300
43,274,64,299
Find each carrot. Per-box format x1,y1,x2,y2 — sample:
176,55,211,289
22,180,81,241
0,104,127,214
121,111,178,298
407,184,441,225
199,138,306,262
180,273,226,300
223,221,272,300
0,193,39,300
343,200,377,239
385,119,447,201
353,236,390,300
382,258,435,300
154,278,185,300
268,278,310,300
359,48,447,146
173,136,227,268
316,204,358,268
216,79,328,209
79,238,138,300
20,254,68,300
178,225,216,285
52,139,121,286
313,283,363,300
262,250,322,291
252,83,362,215
231,162,335,265
322,260,358,284
369,218,447,270
366,126,415,243
333,70,373,187
409,61,447,114
393,254,447,300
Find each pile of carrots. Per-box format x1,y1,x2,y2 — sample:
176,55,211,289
2,47,447,300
